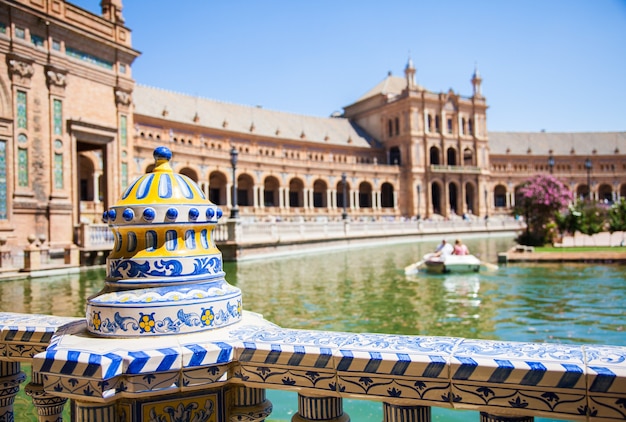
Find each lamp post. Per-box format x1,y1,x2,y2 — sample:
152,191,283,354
230,146,239,219
584,157,592,201
548,154,555,174
417,184,421,220
484,187,489,219
341,172,348,220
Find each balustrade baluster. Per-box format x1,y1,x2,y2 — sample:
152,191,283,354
74,401,118,422
480,411,533,422
292,394,350,422
0,361,26,421
25,371,68,422
383,402,431,422
229,386,273,421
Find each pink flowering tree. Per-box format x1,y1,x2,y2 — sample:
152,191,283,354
512,174,574,245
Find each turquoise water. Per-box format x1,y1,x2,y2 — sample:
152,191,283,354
3,234,625,421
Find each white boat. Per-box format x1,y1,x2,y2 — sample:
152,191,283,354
405,253,487,275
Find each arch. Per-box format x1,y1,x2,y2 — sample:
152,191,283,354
336,179,350,209
358,181,373,208
576,184,590,201
381,182,394,208
494,184,507,208
598,183,613,204
208,171,227,205
448,182,459,215
313,179,327,208
289,178,304,207
237,173,254,206
431,182,443,215
464,182,476,215
263,175,280,207
389,146,401,165
429,146,440,165
463,148,473,166
178,167,198,182
447,147,457,166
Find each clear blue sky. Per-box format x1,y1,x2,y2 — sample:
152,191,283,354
74,1,626,132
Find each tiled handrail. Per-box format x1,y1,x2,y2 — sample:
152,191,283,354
1,311,625,421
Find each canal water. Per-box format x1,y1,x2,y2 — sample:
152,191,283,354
4,234,626,421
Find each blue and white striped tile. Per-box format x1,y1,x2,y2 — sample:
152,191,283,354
584,344,626,421
450,339,588,418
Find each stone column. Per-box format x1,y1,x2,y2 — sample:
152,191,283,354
229,386,273,422
74,401,118,422
383,402,430,422
0,361,26,422
480,412,533,422
25,371,68,422
291,394,349,422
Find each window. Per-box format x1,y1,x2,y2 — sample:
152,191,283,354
54,152,63,189
121,162,128,190
66,46,113,70
14,27,25,39
447,118,453,134
17,134,28,187
435,115,440,133
394,117,400,136
52,39,61,51
31,34,44,47
120,115,127,146
53,99,63,135
17,91,27,129
387,119,393,137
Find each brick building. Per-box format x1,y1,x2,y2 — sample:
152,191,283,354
0,0,624,263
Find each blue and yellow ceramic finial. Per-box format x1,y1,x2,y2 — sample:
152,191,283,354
87,146,242,337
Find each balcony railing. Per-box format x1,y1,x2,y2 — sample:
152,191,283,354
430,164,482,174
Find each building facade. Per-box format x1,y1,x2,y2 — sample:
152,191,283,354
0,0,624,260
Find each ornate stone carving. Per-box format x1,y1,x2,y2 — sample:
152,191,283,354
8,56,34,86
45,69,67,88
115,88,132,106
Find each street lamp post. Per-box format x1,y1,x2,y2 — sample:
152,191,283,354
230,146,239,219
341,172,348,220
548,154,555,174
484,187,489,219
417,184,421,220
584,158,592,201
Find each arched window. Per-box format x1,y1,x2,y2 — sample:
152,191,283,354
447,147,457,166
390,147,401,165
429,146,440,165
381,183,394,208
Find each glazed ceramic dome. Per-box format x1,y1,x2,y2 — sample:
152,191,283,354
86,146,242,337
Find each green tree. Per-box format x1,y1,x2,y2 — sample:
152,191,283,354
608,198,626,245
512,174,573,246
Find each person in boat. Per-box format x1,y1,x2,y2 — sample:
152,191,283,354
433,239,454,257
453,239,470,255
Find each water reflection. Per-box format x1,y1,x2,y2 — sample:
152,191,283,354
3,234,626,422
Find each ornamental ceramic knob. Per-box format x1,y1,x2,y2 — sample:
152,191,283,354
86,146,241,337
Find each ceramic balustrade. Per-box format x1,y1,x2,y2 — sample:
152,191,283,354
1,311,625,422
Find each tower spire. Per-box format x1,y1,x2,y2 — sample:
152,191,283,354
471,63,483,98
405,54,416,89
